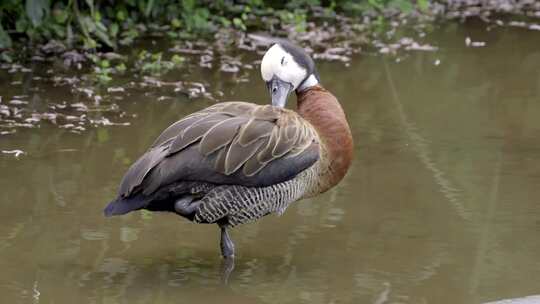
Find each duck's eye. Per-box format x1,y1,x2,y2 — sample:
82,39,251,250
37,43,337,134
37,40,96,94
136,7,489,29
281,56,285,65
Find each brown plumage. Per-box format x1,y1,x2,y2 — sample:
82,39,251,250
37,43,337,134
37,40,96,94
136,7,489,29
114,102,320,201
104,41,354,261
297,85,354,193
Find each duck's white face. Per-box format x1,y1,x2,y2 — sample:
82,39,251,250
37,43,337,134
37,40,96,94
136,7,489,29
261,44,307,90
261,43,319,108
261,44,307,108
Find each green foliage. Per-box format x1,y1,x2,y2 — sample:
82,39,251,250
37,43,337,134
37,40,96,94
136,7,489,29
179,0,213,32
285,0,321,10
135,50,184,75
278,10,307,32
88,53,127,83
335,0,426,15
26,0,50,26
0,0,425,55
232,17,246,31
0,23,12,48
389,0,414,12
171,54,184,65
417,0,429,12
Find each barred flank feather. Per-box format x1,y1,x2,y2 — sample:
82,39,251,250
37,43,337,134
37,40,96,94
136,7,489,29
194,166,318,226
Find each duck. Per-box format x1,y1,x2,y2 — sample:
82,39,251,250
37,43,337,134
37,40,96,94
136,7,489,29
104,40,354,260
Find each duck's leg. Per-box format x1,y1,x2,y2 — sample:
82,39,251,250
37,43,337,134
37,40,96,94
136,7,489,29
220,225,235,258
174,196,201,220
219,225,235,284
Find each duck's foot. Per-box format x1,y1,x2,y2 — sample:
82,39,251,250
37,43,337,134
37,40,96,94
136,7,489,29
174,196,200,220
219,225,235,284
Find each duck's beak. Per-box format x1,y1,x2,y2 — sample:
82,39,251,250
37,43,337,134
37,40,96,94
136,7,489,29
267,77,293,108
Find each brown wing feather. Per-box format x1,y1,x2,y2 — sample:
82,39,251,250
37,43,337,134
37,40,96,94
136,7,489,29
117,101,319,198
199,117,245,155
169,113,228,153
224,138,266,175
257,127,279,163
150,113,205,148
237,118,274,146
272,118,298,157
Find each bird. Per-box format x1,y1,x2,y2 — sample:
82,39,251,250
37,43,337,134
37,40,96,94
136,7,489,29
104,40,353,261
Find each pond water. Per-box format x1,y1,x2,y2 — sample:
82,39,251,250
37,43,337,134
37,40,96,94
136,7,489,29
1,21,540,304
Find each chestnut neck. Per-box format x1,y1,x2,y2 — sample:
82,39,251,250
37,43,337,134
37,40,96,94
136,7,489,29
296,85,353,191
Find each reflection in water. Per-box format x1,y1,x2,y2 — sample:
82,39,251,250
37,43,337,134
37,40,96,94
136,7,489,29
1,22,540,304
382,58,469,221
469,152,502,300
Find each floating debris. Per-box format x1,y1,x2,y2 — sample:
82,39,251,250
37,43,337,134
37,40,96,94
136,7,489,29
200,54,213,68
374,37,438,55
52,76,80,86
157,96,172,101
0,105,10,116
6,64,32,74
62,51,85,69
2,150,25,158
89,117,130,127
107,87,125,93
444,1,540,31
70,103,88,111
220,63,240,73
9,100,28,105
220,55,243,73
169,44,211,55
59,123,75,129
77,88,95,98
247,33,279,47
405,42,438,51
314,47,352,62
0,130,16,135
465,37,486,47
40,40,66,55
0,85,127,135
186,82,208,98
140,76,214,99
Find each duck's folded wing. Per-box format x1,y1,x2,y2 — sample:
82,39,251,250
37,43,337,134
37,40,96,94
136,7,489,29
118,102,319,198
